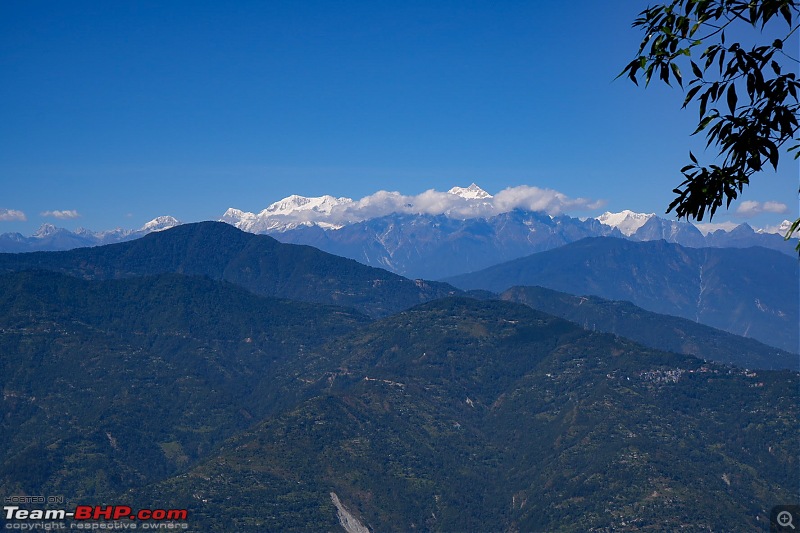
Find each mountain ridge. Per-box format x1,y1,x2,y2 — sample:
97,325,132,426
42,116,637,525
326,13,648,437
0,221,459,318
501,284,799,368
221,188,795,280
3,186,794,277
0,216,181,253
446,237,799,353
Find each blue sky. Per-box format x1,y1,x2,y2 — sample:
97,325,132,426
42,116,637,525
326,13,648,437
1,0,797,234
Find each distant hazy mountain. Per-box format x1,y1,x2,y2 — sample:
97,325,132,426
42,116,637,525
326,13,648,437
274,210,623,279
446,237,799,353
220,185,795,278
269,208,793,279
0,221,458,317
4,185,794,277
0,216,180,252
501,285,798,369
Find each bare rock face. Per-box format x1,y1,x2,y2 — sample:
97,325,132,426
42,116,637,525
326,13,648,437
331,493,371,533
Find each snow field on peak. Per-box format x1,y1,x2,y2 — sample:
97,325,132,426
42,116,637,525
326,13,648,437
221,183,597,233
597,210,655,236
447,183,493,199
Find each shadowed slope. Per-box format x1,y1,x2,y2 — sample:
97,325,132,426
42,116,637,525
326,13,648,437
0,221,459,317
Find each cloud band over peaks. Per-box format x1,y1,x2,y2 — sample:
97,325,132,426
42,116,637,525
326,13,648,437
41,210,81,219
333,185,604,223
224,184,605,232
735,200,788,218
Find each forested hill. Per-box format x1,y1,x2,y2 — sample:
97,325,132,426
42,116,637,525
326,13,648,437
128,297,799,531
0,221,459,317
0,270,369,499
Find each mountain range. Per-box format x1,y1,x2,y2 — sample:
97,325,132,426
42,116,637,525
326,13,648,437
446,237,799,353
0,216,181,253
4,221,795,353
1,185,795,282
0,221,457,318
219,184,796,279
501,285,798,370
1,221,797,531
270,208,795,279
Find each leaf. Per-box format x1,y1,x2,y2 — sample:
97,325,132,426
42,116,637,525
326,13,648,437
671,63,683,87
726,84,738,114
683,85,701,108
691,61,703,78
699,90,710,118
767,141,779,170
693,115,716,135
661,63,670,85
783,219,800,248
780,5,792,27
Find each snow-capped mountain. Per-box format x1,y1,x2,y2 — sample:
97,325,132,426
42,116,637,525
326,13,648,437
757,219,796,236
216,186,796,278
223,184,505,234
448,183,493,199
264,194,352,216
140,216,181,232
0,216,182,253
222,195,354,233
597,210,654,236
3,183,794,279
596,210,708,247
32,223,63,238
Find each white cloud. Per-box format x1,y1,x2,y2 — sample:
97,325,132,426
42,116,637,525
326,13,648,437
492,186,605,215
762,201,788,213
335,189,487,221
735,200,788,218
0,209,27,221
328,185,603,224
41,209,81,219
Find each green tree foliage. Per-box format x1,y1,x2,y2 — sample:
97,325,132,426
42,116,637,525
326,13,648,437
620,0,800,244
